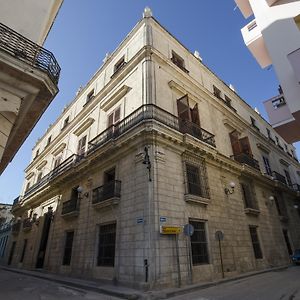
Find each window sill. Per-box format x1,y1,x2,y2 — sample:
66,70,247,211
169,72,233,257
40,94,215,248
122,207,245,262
244,208,260,216
184,194,210,206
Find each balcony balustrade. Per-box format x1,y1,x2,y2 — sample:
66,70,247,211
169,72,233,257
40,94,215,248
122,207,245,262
231,153,260,171
22,218,32,232
22,105,215,200
0,23,60,84
272,171,287,185
88,104,216,154
92,180,121,208
61,198,79,218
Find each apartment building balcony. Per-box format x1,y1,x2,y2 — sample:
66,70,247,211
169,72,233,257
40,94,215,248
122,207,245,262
88,104,216,153
241,19,272,68
272,171,287,185
11,222,21,235
92,180,121,209
234,0,253,18
264,94,300,143
0,23,61,174
231,153,260,171
61,198,79,218
22,218,32,232
288,48,300,83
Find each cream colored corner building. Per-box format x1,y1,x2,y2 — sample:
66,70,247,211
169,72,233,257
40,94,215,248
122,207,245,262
8,9,300,289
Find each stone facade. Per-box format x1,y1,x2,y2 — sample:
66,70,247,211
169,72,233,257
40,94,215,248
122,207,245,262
8,10,300,289
0,203,13,264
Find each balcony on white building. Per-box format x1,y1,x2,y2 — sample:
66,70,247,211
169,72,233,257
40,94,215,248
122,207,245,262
287,48,300,84
264,93,300,143
241,19,272,68
234,0,253,18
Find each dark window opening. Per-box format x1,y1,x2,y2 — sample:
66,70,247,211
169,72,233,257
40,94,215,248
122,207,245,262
186,164,202,196
104,168,116,183
263,156,272,176
250,117,259,131
213,85,222,99
36,171,43,183
241,182,258,210
86,89,95,103
284,170,292,187
62,117,70,130
97,223,116,266
62,231,74,266
20,239,27,263
34,149,40,159
171,51,188,73
282,229,293,256
114,56,126,74
189,220,209,265
249,226,263,259
46,136,52,147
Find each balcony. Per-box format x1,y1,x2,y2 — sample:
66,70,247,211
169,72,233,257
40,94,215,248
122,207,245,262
0,23,60,84
61,198,79,218
92,180,121,209
241,19,272,68
88,104,216,153
234,0,253,18
11,222,21,235
231,153,260,171
272,171,287,185
22,218,32,232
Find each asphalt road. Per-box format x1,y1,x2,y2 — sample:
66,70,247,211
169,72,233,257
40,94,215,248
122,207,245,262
0,269,121,300
170,266,300,300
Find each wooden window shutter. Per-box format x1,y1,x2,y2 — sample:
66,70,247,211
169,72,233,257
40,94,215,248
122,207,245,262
114,107,121,123
177,95,191,121
239,137,252,156
229,130,241,156
108,113,114,127
191,104,201,126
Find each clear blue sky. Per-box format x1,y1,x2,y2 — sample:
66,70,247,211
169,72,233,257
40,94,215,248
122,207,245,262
0,0,299,204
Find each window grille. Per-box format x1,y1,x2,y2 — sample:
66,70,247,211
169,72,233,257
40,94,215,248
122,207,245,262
249,226,263,259
97,223,116,266
62,231,74,265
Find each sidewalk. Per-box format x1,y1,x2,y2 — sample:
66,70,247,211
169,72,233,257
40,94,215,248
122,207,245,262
0,265,289,300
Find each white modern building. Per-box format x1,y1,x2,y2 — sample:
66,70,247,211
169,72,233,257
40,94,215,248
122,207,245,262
0,0,63,174
235,0,300,143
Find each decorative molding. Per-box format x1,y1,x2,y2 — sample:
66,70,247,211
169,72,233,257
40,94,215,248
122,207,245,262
36,160,47,170
168,80,201,103
100,85,131,111
25,172,34,180
244,208,260,216
256,143,271,154
184,194,210,206
223,118,244,134
73,117,95,136
279,158,290,167
51,143,66,156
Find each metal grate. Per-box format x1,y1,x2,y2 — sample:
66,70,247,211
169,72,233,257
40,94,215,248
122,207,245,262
97,223,116,266
249,226,263,259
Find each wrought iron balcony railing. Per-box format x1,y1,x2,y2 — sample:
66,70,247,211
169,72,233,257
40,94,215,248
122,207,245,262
22,218,32,231
92,180,121,205
231,153,260,171
22,105,215,200
88,104,216,153
272,171,287,185
0,23,60,84
12,222,21,234
61,198,79,216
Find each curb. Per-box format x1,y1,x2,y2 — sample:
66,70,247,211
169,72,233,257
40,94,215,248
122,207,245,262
0,265,290,300
0,266,140,300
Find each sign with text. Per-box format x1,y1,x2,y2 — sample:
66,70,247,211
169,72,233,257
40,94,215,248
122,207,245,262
160,225,182,235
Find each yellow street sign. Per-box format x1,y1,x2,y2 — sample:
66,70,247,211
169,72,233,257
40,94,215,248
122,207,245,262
160,225,182,235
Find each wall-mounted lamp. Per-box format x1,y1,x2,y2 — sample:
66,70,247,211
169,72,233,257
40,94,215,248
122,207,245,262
294,203,299,209
77,186,89,198
224,182,235,195
266,195,274,207
143,147,152,182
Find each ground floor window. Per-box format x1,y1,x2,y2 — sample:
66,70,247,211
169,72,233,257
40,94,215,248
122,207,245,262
189,220,209,265
62,231,74,265
20,239,28,263
97,223,116,267
249,226,263,259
